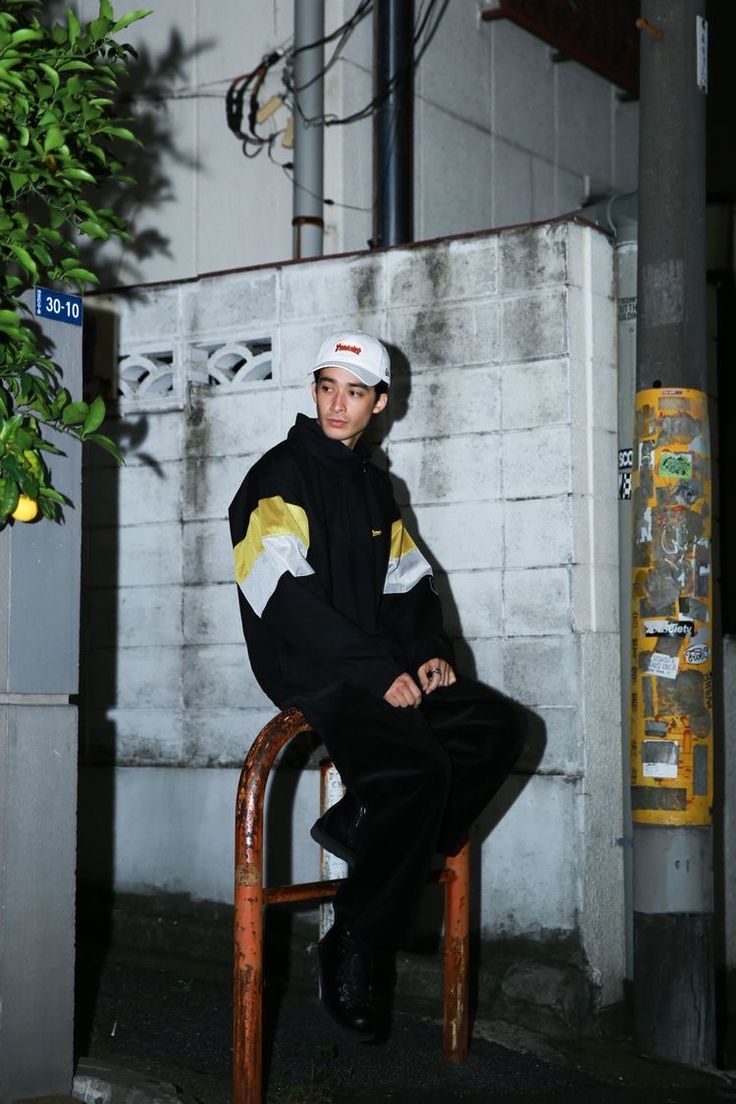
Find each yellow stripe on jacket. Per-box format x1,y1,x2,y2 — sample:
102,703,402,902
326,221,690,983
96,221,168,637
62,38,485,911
384,518,433,594
234,496,314,616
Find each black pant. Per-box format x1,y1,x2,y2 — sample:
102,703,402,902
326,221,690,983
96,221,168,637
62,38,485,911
302,677,526,947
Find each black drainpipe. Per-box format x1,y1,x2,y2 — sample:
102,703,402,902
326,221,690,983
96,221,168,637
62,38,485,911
372,0,413,248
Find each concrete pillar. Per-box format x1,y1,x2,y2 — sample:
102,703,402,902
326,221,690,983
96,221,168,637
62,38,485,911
0,291,82,1098
632,0,714,1065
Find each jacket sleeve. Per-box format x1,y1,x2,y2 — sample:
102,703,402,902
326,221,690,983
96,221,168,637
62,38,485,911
379,518,455,672
230,475,404,698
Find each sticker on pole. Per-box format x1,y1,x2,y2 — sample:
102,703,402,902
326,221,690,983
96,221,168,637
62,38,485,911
35,286,83,327
618,447,633,500
658,450,692,479
630,387,713,828
646,652,680,680
642,740,679,780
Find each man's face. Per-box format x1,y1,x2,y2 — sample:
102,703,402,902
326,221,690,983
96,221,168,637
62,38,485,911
311,366,388,449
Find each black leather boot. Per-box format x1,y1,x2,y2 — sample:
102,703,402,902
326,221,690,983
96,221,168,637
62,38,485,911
310,791,366,866
318,922,382,1037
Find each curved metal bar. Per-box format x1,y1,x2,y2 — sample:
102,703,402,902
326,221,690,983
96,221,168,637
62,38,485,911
233,707,312,1104
232,708,470,1103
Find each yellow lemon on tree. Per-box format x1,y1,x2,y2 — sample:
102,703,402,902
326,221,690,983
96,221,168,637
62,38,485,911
11,494,39,523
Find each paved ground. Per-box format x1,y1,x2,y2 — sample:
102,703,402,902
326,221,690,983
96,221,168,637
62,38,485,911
74,949,736,1104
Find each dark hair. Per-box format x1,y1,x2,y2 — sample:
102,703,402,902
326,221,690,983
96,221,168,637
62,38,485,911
313,369,388,398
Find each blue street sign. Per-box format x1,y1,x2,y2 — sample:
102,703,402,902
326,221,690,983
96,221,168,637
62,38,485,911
35,286,83,327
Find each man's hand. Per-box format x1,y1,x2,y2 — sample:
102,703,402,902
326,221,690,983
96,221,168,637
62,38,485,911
418,658,457,695
384,672,423,708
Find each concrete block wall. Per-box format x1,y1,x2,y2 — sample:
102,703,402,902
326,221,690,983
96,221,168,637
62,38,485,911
80,217,625,1006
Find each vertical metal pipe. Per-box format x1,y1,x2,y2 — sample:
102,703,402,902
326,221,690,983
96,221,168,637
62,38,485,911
372,0,414,247
233,708,311,1104
631,0,715,1065
442,844,470,1063
615,229,638,984
233,752,266,1104
292,0,324,259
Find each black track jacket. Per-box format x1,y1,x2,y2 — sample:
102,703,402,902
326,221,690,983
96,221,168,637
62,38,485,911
228,413,453,712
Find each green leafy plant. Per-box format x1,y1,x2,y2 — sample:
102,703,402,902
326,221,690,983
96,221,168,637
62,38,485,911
0,0,151,524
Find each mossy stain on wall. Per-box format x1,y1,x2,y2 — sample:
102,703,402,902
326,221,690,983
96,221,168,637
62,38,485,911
352,259,381,313
410,308,450,365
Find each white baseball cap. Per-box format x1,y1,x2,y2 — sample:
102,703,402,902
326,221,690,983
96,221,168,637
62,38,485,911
311,330,391,388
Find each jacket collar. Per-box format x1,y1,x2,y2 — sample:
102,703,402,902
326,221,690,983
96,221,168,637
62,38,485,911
288,413,368,467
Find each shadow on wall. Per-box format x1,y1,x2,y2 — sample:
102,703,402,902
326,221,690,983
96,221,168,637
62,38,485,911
75,299,121,1060
365,343,548,959
36,5,212,288
74,25,212,1060
368,343,467,668
78,28,214,289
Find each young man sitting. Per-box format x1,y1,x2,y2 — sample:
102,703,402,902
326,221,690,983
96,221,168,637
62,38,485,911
229,330,525,1038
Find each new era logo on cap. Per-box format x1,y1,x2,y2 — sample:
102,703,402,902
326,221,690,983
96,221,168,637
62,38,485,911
311,330,391,388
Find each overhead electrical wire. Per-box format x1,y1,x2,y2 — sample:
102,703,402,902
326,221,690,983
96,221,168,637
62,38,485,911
283,0,450,129
414,0,451,65
225,50,284,156
266,139,372,213
225,0,374,153
226,0,451,215
291,0,373,65
288,2,372,96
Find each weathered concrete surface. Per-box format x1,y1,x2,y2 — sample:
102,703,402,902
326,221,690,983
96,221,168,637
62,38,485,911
80,219,624,1016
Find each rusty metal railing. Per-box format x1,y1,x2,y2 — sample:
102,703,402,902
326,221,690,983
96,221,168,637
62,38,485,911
233,706,469,1104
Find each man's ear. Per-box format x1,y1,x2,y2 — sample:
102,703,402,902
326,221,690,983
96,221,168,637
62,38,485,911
372,392,388,415
310,380,318,403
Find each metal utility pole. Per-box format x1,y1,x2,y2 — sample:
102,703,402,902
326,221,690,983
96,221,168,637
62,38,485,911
372,0,413,247
629,0,714,1065
292,0,324,259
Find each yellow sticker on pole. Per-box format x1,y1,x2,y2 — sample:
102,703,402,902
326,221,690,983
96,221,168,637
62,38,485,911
630,388,712,826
